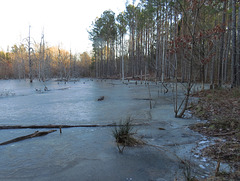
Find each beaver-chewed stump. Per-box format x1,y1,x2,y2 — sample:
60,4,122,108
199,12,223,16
98,96,104,101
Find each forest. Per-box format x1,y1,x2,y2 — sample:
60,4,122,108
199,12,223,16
88,0,240,88
0,39,93,81
88,1,240,177
0,0,239,89
0,0,240,179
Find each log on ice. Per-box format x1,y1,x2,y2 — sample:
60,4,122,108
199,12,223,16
0,130,57,146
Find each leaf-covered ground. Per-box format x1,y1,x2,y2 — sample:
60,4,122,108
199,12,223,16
189,88,240,180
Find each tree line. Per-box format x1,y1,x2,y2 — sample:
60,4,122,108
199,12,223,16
89,0,240,88
0,34,93,81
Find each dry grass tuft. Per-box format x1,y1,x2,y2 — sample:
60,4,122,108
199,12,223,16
112,117,144,153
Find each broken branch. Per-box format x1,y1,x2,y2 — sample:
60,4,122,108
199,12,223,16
0,130,57,146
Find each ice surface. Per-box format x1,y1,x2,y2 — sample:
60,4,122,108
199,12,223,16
0,79,218,180
0,79,151,126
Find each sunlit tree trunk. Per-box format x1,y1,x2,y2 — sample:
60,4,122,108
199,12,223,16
28,25,33,83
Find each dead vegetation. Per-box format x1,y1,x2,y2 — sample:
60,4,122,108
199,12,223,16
112,118,145,153
189,88,240,179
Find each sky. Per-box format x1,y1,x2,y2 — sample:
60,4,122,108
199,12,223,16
0,0,131,54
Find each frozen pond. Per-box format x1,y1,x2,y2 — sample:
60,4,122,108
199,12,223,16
0,79,216,180
0,79,152,126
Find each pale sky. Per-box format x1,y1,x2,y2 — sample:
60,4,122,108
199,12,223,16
0,0,129,54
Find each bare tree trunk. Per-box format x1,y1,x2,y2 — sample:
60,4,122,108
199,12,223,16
224,26,231,83
39,41,41,81
42,34,45,81
156,8,160,81
237,6,240,86
28,25,33,83
107,40,109,77
101,41,103,78
69,49,71,81
39,32,45,81
174,13,178,117
121,34,124,82
58,47,62,80
218,1,226,87
145,28,148,84
175,83,192,118
231,0,237,87
161,36,165,83
114,38,117,76
211,20,216,87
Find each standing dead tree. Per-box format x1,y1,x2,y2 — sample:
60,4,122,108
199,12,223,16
38,30,45,82
28,25,33,83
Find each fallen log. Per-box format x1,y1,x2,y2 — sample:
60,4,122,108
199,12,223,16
0,123,149,130
0,130,56,146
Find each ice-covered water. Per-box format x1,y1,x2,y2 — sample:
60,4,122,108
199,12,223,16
0,79,152,126
0,79,217,180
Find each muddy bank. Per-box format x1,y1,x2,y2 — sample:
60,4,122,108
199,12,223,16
189,88,240,179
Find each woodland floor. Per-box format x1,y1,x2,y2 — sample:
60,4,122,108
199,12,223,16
189,87,240,180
